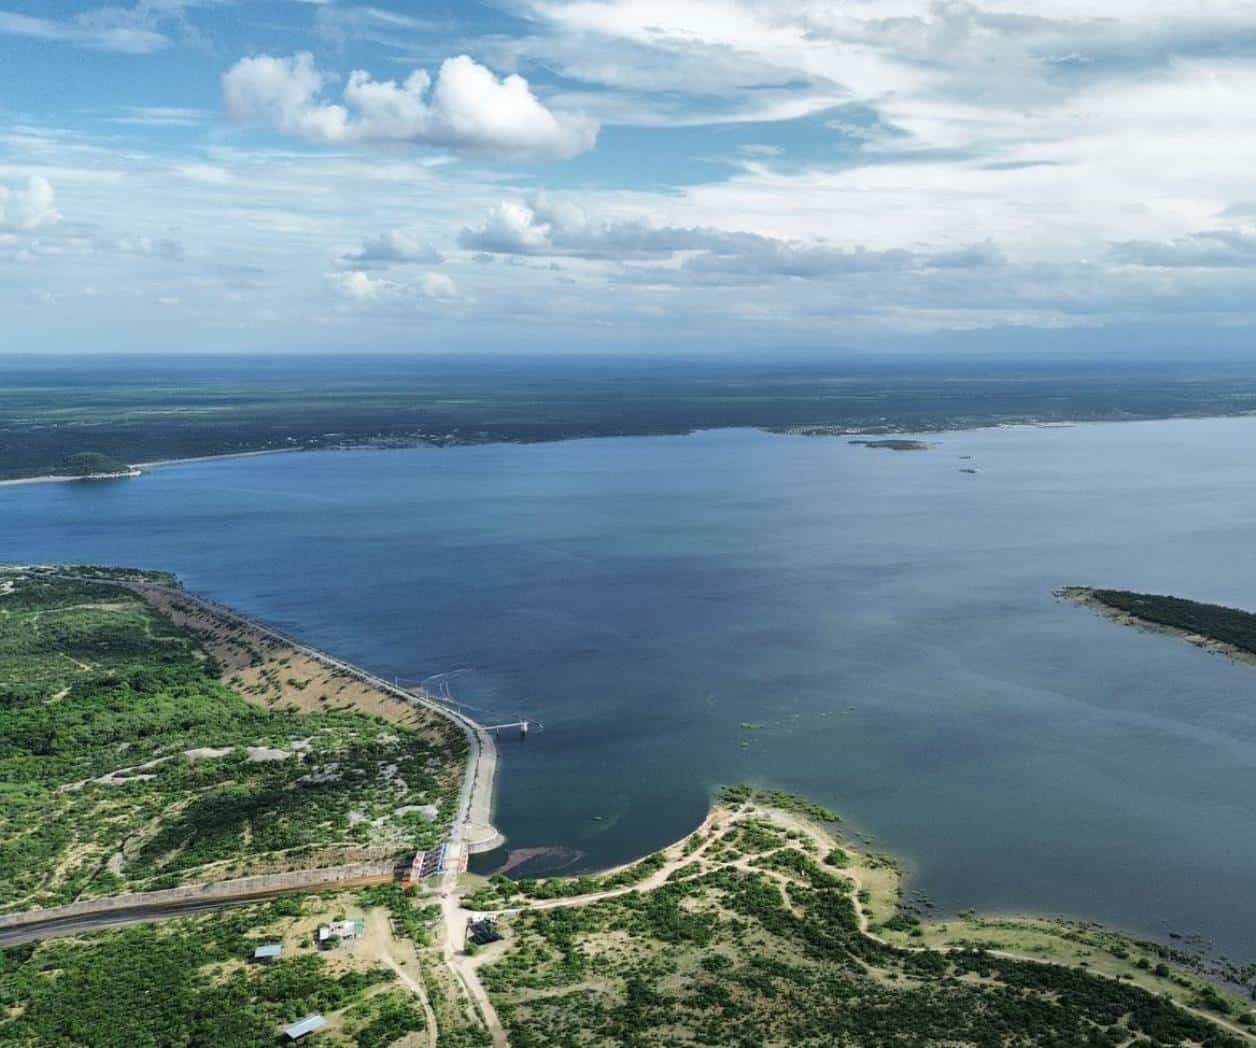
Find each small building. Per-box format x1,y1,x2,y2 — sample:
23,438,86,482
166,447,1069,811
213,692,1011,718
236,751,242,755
253,943,283,963
316,918,365,948
283,1014,328,1042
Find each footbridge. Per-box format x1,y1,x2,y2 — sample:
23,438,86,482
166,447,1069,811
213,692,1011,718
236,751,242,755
483,720,542,738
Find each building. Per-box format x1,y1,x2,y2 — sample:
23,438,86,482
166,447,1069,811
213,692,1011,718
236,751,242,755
316,918,365,948
253,943,283,963
282,1014,328,1042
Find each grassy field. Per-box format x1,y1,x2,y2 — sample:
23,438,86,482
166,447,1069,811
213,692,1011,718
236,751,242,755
477,789,1253,1047
7,355,1256,479
0,570,461,911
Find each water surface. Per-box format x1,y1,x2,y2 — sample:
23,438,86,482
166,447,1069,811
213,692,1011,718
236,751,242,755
4,420,1256,956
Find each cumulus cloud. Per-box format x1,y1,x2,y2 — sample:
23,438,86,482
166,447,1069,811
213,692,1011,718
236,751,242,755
337,228,444,268
331,269,457,303
459,196,742,258
0,176,62,232
222,52,597,159
417,272,458,299
459,195,1004,282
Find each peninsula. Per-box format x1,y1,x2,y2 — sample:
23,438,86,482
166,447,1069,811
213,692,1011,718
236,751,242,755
1060,587,1256,666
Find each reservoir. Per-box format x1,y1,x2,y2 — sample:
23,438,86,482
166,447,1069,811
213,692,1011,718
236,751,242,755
4,419,1256,958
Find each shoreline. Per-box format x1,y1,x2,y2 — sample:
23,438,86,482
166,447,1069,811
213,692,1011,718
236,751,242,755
0,447,304,488
139,579,506,856
467,792,1256,1043
0,468,143,488
1058,585,1256,669
5,408,1256,489
34,568,503,858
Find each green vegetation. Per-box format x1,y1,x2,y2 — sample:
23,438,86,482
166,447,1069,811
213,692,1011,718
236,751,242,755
481,805,1246,1047
0,570,459,909
8,356,1256,481
0,895,426,1046
357,883,440,947
719,784,838,823
1077,588,1256,657
60,452,131,476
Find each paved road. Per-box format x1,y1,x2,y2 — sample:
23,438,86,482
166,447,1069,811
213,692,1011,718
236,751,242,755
2,893,293,947
0,859,401,947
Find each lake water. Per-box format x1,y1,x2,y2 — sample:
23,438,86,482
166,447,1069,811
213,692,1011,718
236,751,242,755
4,420,1256,958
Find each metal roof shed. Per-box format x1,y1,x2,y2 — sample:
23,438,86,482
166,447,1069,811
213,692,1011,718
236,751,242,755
254,943,283,961
283,1014,328,1041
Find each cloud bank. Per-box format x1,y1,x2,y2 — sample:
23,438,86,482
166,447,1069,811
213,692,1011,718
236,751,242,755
459,196,1005,283
223,52,598,159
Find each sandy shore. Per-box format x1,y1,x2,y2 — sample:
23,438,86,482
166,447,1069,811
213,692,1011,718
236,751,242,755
0,469,142,488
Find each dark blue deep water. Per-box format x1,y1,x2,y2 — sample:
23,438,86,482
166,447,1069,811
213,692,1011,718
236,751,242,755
4,420,1256,956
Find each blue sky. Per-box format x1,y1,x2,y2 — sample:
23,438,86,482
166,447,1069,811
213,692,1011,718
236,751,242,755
4,0,1256,355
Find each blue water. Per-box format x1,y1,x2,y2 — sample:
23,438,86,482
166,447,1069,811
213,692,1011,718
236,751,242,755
5,420,1256,957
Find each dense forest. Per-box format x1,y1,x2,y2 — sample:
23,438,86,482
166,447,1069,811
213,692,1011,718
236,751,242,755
8,356,1256,479
1083,589,1256,656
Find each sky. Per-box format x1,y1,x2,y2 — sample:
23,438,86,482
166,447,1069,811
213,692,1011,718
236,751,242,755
4,0,1256,356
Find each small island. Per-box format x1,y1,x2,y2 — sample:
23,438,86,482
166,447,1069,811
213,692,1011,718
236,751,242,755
848,438,933,451
1060,586,1256,666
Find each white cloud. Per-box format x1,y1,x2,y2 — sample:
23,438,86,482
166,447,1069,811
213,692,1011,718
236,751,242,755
417,271,457,299
459,195,757,258
0,1,211,54
223,52,598,159
334,270,392,301
110,106,211,127
337,228,444,267
331,269,458,303
113,235,185,260
0,10,166,53
459,195,1004,282
0,176,62,232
